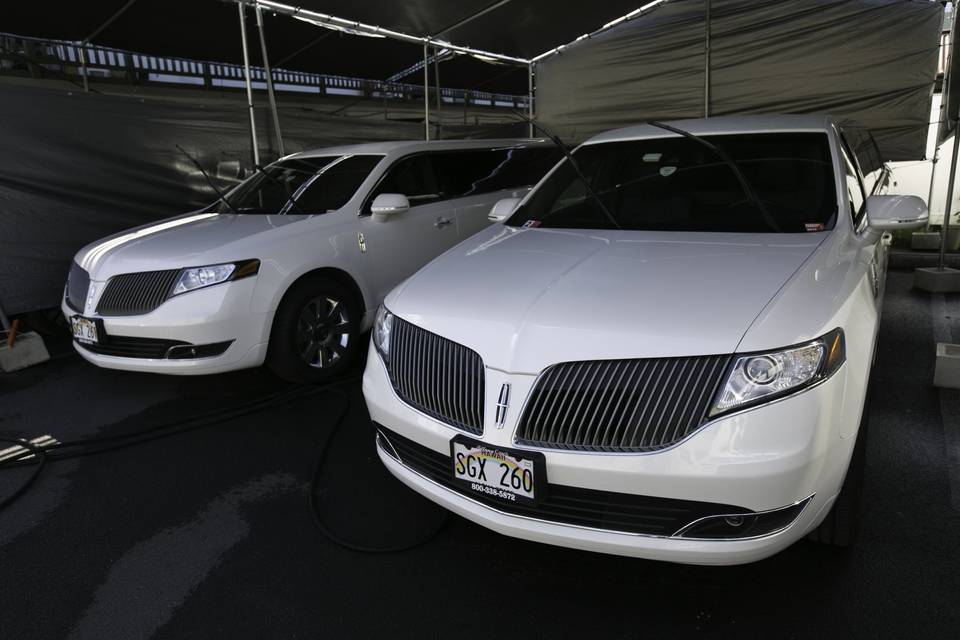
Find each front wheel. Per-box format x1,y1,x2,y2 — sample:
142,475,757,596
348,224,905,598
267,277,360,384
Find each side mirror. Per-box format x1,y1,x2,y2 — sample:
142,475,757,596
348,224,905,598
370,193,410,222
488,197,522,222
865,195,928,231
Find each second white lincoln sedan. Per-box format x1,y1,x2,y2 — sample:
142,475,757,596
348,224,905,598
364,115,927,565
62,138,557,382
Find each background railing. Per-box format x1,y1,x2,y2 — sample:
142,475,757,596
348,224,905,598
0,32,529,109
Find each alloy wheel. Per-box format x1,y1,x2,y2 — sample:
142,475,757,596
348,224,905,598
295,296,351,368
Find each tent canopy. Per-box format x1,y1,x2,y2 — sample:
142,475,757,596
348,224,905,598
534,0,944,161
2,0,647,93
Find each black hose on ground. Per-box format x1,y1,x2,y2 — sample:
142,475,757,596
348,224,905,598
307,388,448,553
0,376,447,553
0,437,47,512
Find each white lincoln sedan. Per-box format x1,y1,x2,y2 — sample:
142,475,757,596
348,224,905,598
61,138,557,382
364,115,927,564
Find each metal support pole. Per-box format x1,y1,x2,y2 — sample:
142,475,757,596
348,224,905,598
238,4,260,167
926,135,941,233
76,0,141,93
527,62,535,137
939,116,960,271
930,8,957,234
78,46,89,93
255,5,285,157
704,0,711,117
423,43,430,141
433,46,443,139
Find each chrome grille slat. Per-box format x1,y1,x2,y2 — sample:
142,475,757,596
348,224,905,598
516,355,732,453
96,269,180,316
386,318,484,435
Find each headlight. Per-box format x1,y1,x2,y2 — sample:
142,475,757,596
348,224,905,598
710,328,845,416
171,259,260,296
373,304,394,362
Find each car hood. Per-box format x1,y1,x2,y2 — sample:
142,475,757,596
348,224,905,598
387,225,827,373
75,212,310,280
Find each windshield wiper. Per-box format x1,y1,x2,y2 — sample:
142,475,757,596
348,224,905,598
253,163,307,215
513,111,622,230
175,145,239,215
646,121,781,233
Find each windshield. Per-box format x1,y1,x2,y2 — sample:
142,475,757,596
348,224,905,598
506,132,837,233
214,154,383,214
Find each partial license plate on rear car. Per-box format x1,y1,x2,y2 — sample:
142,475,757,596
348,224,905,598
70,316,99,344
451,435,545,506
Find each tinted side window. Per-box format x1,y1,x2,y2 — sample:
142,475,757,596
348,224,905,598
840,144,867,226
368,155,440,211
471,147,562,194
294,155,382,213
430,150,505,198
430,147,562,199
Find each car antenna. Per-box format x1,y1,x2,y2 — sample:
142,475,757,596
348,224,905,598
175,144,240,215
645,121,781,233
512,111,622,230
253,163,307,215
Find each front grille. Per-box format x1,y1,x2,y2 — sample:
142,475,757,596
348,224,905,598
96,269,181,316
377,425,751,537
77,335,188,359
66,262,90,312
387,318,485,434
515,355,731,453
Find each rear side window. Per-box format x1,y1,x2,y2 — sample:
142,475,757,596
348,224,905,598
430,147,561,198
294,155,382,213
366,155,441,212
468,147,562,194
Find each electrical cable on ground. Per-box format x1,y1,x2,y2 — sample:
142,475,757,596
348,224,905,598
0,374,447,552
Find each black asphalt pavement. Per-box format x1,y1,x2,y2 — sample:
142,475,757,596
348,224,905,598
1,269,959,639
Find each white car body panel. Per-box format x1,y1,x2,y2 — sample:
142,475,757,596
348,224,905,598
63,138,552,374
385,226,828,373
364,114,905,564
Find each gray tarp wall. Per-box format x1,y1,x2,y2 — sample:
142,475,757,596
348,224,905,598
0,81,521,314
535,0,943,161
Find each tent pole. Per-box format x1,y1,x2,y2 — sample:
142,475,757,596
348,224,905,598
434,46,443,139
528,62,535,137
937,9,960,268
255,4,285,157
76,0,141,93
238,3,260,167
939,115,959,271
929,11,956,233
703,0,711,118
423,43,430,141
79,47,89,93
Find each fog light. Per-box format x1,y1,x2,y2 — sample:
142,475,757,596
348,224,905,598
673,496,813,539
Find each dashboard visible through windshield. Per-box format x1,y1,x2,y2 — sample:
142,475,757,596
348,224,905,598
507,132,838,233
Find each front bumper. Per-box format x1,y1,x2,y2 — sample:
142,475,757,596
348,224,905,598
61,278,271,375
363,343,861,565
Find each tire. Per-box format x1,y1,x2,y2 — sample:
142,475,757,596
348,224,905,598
266,276,361,384
807,392,869,547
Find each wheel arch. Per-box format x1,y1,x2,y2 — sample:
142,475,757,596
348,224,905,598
277,266,367,316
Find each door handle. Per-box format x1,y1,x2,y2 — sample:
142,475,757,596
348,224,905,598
434,217,453,228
